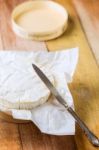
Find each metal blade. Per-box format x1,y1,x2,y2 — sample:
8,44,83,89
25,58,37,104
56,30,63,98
32,64,99,147
32,64,68,108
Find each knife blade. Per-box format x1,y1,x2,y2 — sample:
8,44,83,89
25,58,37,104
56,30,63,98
32,64,99,147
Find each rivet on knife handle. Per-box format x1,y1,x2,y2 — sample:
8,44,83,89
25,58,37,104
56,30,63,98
32,64,99,147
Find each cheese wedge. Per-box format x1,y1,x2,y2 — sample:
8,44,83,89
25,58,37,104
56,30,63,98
0,51,54,109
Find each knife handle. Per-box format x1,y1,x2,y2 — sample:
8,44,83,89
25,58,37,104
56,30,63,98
67,107,99,147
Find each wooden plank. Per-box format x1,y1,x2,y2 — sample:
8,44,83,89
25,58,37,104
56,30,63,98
46,0,99,150
19,123,76,150
73,0,99,65
0,1,22,150
0,0,47,51
0,0,98,149
0,0,77,150
0,3,3,50
0,35,3,50
0,120,22,150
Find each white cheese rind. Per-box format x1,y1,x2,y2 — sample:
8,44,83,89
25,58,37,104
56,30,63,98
0,51,54,109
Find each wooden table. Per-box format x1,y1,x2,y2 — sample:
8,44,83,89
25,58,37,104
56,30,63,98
0,0,99,150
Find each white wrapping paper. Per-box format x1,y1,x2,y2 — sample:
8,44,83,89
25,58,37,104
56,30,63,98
0,47,79,135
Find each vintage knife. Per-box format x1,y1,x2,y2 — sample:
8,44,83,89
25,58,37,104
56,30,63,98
32,64,99,147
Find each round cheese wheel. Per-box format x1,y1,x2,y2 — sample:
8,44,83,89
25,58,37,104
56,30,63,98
0,51,54,109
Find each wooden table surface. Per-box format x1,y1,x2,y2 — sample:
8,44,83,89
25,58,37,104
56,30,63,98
73,0,99,65
0,0,99,150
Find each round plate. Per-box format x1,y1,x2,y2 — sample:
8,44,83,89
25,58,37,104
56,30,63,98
11,0,68,41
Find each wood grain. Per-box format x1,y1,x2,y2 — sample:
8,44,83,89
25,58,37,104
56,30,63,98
46,0,99,150
73,0,99,64
0,120,22,150
0,34,3,49
0,0,76,150
0,0,99,150
19,123,76,150
0,0,47,51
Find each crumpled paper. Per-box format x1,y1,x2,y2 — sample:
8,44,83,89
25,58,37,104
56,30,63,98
0,47,79,135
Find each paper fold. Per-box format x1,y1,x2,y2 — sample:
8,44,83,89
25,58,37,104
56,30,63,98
0,47,79,135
